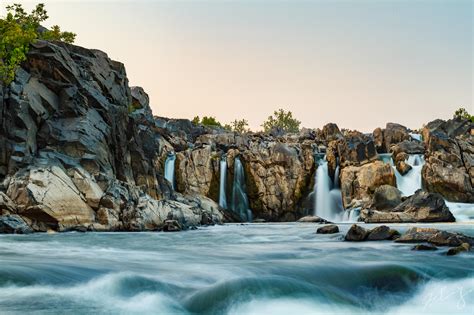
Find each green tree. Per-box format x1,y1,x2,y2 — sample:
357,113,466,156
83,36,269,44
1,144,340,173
191,115,224,128
231,119,249,133
454,107,474,122
0,3,76,84
262,108,301,133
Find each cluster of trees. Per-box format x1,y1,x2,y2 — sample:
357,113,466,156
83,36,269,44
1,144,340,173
0,3,76,84
454,107,474,122
192,108,301,134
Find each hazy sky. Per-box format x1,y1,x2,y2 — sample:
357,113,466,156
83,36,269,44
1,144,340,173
6,0,473,131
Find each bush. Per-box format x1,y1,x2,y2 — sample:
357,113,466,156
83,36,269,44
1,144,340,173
262,109,301,133
0,3,76,84
454,107,474,122
230,119,249,133
192,116,223,128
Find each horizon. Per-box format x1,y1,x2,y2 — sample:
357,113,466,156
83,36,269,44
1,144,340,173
5,0,473,132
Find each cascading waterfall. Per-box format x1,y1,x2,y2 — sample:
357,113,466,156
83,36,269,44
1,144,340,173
313,155,346,222
394,154,425,197
164,152,176,190
379,153,474,222
231,157,253,222
219,155,228,209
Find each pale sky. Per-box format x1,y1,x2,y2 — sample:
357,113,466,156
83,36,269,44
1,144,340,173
4,0,473,131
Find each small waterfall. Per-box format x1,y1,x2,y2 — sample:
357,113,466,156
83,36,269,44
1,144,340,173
394,154,425,197
219,155,228,209
409,133,422,142
314,156,345,222
231,157,252,222
164,152,176,190
445,201,474,222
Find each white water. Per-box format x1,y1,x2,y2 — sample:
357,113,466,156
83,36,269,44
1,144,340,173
409,132,422,142
164,153,176,190
231,157,252,221
219,156,228,209
314,158,346,222
394,154,425,197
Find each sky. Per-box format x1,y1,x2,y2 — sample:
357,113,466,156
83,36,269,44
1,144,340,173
3,0,473,131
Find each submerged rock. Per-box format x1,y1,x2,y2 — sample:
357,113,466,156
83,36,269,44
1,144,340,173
396,227,474,247
446,243,471,256
412,244,438,251
162,219,181,232
345,224,369,241
316,224,339,234
0,215,33,234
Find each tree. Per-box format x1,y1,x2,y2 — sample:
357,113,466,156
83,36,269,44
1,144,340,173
191,115,223,128
0,3,76,84
454,107,474,122
262,108,301,133
231,119,249,133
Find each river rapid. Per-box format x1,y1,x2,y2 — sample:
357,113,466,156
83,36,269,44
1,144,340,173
0,223,473,315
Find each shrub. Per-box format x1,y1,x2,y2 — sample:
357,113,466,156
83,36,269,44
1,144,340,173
262,108,301,133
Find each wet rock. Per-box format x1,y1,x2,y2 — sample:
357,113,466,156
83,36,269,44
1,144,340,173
396,227,474,247
446,243,471,256
162,219,181,232
0,215,33,234
361,190,455,223
316,224,339,234
412,244,438,251
383,123,411,152
372,185,402,210
298,215,329,223
366,225,400,240
345,224,369,241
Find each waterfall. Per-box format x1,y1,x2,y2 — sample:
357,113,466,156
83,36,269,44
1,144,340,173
394,154,425,197
231,157,252,222
219,155,228,209
409,133,422,142
164,153,176,190
445,201,474,222
313,156,345,222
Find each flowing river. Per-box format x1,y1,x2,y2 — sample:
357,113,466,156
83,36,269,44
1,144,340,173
0,223,473,315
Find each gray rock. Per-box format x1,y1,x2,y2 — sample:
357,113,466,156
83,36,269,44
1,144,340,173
316,224,339,234
345,224,369,241
0,215,33,234
367,225,400,240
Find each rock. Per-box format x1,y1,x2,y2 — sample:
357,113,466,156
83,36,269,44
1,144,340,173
367,225,400,240
0,215,33,234
361,190,455,223
412,244,438,251
253,218,266,223
321,123,342,142
162,219,181,232
7,165,95,231
446,243,471,256
422,132,474,202
422,117,473,142
345,224,369,241
297,215,329,223
340,161,396,209
337,132,378,167
0,192,16,215
396,227,474,246
390,140,425,157
383,123,411,152
372,185,402,210
316,224,339,234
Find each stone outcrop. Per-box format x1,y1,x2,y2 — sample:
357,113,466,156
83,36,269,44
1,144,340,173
371,185,402,210
340,161,396,209
0,215,33,234
396,227,474,247
373,123,411,153
360,190,455,223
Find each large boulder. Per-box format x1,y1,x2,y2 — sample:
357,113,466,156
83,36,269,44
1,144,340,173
361,190,455,223
345,224,369,241
340,161,396,209
396,227,474,246
6,165,95,231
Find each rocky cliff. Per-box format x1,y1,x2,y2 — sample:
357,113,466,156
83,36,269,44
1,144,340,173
0,40,473,233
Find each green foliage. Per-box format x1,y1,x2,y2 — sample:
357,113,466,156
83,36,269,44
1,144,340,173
262,108,301,133
0,3,76,84
454,107,474,122
230,119,249,133
192,115,224,128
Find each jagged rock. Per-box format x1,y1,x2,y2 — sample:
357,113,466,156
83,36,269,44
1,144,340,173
340,161,396,209
6,165,95,231
396,227,474,246
422,131,474,202
383,123,411,152
361,190,455,223
322,123,342,142
162,219,181,232
390,140,425,156
345,224,369,241
372,185,402,210
366,225,400,240
393,152,412,175
316,224,339,234
446,243,471,256
422,117,473,142
0,215,33,234
412,244,438,251
0,192,16,215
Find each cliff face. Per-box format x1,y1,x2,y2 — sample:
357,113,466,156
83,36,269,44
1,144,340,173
0,40,473,232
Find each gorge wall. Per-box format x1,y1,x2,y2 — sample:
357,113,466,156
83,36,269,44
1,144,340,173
0,40,473,232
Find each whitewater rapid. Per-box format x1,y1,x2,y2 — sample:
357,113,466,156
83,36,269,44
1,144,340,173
0,224,472,314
